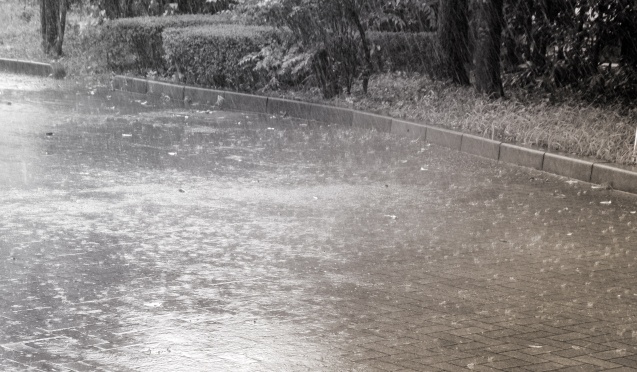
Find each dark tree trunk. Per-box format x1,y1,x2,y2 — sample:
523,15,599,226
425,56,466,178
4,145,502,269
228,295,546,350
530,0,550,70
503,30,520,71
103,0,120,19
474,0,505,98
122,0,135,17
40,0,59,55
40,0,67,56
621,35,637,68
55,0,67,56
438,0,470,85
349,6,372,94
178,0,201,13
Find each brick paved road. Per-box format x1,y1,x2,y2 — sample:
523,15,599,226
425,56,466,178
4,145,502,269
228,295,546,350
1,74,637,371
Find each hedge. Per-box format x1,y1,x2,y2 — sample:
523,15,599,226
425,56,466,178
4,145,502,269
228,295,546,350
368,32,444,78
102,13,237,72
163,24,278,91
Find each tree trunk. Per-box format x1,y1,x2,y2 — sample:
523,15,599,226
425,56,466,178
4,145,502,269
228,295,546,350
474,0,505,98
103,0,120,19
438,0,470,85
349,6,372,94
530,0,549,70
40,0,59,54
55,0,67,56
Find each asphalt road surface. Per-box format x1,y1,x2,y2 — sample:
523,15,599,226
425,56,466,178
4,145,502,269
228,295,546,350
1,73,637,372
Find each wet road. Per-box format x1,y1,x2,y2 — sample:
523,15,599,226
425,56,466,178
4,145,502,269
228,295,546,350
1,73,637,372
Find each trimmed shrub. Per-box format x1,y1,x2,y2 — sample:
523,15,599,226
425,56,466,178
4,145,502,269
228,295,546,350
102,13,236,72
368,32,444,78
163,24,278,91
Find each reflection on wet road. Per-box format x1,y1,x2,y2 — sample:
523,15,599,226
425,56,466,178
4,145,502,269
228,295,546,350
1,74,637,371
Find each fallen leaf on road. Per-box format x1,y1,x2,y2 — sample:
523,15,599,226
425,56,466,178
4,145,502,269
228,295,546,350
384,215,397,220
122,133,132,137
529,345,543,348
600,201,612,205
178,189,185,193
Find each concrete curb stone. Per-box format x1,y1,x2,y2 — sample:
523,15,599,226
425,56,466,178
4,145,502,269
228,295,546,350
352,111,392,132
112,75,637,196
461,134,501,160
267,97,308,119
223,91,267,113
0,58,53,77
391,119,427,138
543,152,595,182
308,104,353,127
0,58,18,72
125,77,148,94
148,80,185,101
184,86,225,106
112,76,127,91
591,163,637,194
426,126,463,150
500,143,545,170
266,98,354,126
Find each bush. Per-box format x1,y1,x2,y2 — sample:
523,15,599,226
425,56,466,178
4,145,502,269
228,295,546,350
102,13,236,72
163,24,278,91
368,32,443,77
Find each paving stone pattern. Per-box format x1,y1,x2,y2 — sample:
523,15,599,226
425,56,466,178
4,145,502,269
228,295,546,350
1,80,637,371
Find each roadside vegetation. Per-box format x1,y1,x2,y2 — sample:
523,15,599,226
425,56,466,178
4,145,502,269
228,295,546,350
1,0,636,165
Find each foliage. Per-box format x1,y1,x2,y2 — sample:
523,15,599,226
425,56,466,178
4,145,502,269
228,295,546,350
366,0,438,32
238,30,314,90
176,0,238,14
162,24,277,90
101,13,235,72
367,32,443,76
250,0,379,98
502,0,637,103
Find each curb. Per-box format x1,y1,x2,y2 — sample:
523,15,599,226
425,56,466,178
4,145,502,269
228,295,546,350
112,75,637,196
0,57,53,77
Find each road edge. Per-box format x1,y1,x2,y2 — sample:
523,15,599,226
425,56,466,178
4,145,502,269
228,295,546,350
113,75,637,196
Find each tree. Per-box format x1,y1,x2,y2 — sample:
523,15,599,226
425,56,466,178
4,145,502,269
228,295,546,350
438,0,470,85
474,0,504,98
40,0,67,56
